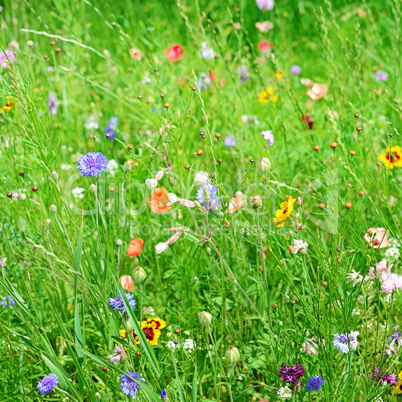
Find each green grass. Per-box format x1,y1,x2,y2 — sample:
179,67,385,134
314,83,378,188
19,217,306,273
0,0,401,400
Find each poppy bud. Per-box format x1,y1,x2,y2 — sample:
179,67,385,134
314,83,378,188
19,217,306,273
49,204,57,213
89,184,97,193
116,239,123,247
133,266,147,282
51,171,59,180
257,157,271,172
124,161,133,171
225,346,240,364
250,194,262,210
198,311,213,328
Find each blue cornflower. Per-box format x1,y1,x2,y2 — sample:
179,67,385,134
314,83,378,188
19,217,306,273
196,184,219,211
387,330,402,346
104,117,118,140
120,371,142,398
223,135,236,147
37,373,58,395
306,375,324,392
77,152,108,178
332,331,359,353
161,389,167,400
1,295,15,308
109,293,136,314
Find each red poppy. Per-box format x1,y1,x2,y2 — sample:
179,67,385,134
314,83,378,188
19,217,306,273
127,238,144,257
301,114,314,130
164,45,184,62
258,41,273,52
148,187,172,214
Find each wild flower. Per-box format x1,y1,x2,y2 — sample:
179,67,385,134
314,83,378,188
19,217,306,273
133,318,166,345
106,159,119,177
155,242,168,254
108,345,127,364
381,273,402,293
145,178,158,189
77,152,108,178
183,339,196,352
274,197,295,228
290,65,301,75
277,386,292,400
130,48,143,61
199,42,215,60
364,228,389,248
370,367,398,386
120,275,134,292
306,83,328,100
258,87,277,103
346,270,363,287
378,146,402,169
332,331,359,353
0,49,16,68
197,72,213,90
261,130,274,145
227,191,245,213
127,238,144,257
37,373,58,395
196,184,219,210
85,116,99,130
368,259,392,279
279,362,304,386
306,375,324,391
302,338,324,355
194,171,211,185
301,114,314,130
161,389,167,400
120,372,143,398
258,40,272,53
103,117,118,140
148,187,172,214
238,65,249,82
109,293,136,314
387,331,402,346
164,45,183,62
256,0,274,11
47,92,58,115
292,240,308,255
223,135,236,147
376,71,388,82
167,340,180,350
1,295,15,308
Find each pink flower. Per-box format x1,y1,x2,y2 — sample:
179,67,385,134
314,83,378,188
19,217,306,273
0,49,16,68
369,259,392,279
306,83,328,100
364,228,389,248
227,191,245,213
164,45,184,62
258,41,273,53
381,273,402,293
302,338,324,356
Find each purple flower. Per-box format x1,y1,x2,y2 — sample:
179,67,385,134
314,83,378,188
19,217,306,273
306,375,324,392
239,65,249,82
290,65,301,75
47,92,58,115
104,117,118,141
120,372,142,398
196,184,219,210
224,135,236,147
376,70,388,82
109,293,136,314
77,152,108,178
37,373,58,395
278,362,305,384
0,49,16,68
387,330,402,345
161,389,167,400
371,367,398,386
261,130,274,146
256,0,274,11
1,295,15,308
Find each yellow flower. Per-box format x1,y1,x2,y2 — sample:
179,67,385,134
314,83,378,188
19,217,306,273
274,70,283,79
378,145,402,169
4,100,17,111
119,329,127,339
134,318,166,346
258,87,277,103
274,196,295,228
394,370,402,394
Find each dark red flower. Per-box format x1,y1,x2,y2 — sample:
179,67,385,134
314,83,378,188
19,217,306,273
301,115,314,130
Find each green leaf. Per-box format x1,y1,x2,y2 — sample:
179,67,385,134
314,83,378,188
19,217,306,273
74,219,84,365
192,361,198,402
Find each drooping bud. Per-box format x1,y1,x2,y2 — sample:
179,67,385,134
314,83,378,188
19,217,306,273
257,157,271,172
250,194,262,210
225,346,240,364
198,311,213,328
133,266,147,282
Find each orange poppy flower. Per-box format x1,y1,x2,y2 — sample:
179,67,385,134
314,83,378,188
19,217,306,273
120,275,134,292
306,83,328,100
364,228,389,248
127,238,144,257
148,187,172,214
164,45,183,62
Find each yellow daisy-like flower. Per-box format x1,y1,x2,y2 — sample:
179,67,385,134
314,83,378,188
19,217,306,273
258,87,278,104
378,145,402,169
4,100,17,111
274,70,283,79
274,196,295,228
394,370,402,394
134,318,166,346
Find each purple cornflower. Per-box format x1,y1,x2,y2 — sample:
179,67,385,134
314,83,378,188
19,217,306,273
256,0,274,11
1,295,15,308
224,135,236,147
278,362,305,384
161,389,167,400
261,130,274,146
47,92,58,115
332,331,359,353
306,375,324,392
376,70,388,82
77,152,108,178
371,367,398,386
0,49,16,68
239,65,249,82
387,331,401,345
103,117,118,141
109,293,136,314
37,373,58,395
196,184,219,210
290,65,301,75
120,372,142,398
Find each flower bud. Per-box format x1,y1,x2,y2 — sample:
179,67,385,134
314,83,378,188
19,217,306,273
49,204,57,213
126,319,134,332
124,161,132,171
19,194,26,201
198,311,212,328
250,194,262,210
89,184,96,193
51,171,59,180
257,157,271,172
45,219,51,226
133,266,147,282
116,239,123,247
225,346,240,364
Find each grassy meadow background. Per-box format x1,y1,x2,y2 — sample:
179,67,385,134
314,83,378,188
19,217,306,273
0,0,401,400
